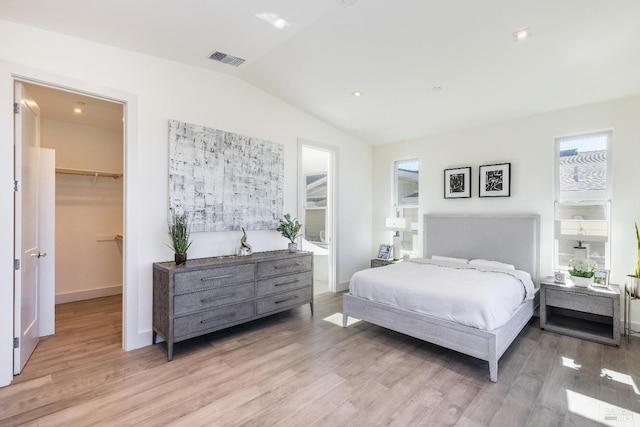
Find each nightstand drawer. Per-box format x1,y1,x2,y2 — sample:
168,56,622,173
545,288,613,317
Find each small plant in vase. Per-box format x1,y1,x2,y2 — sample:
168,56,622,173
168,212,192,265
568,258,597,287
628,223,640,297
276,213,302,253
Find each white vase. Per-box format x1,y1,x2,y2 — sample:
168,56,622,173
288,242,297,253
628,275,640,298
571,276,592,288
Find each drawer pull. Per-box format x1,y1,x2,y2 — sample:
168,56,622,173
275,280,299,287
274,296,298,304
201,293,236,304
200,312,236,324
274,263,301,270
200,274,234,281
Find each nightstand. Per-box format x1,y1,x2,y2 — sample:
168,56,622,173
370,258,400,268
540,277,620,346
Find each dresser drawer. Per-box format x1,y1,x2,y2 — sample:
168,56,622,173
545,288,613,317
257,271,312,297
174,282,255,316
257,255,312,279
256,287,312,315
174,301,255,338
174,264,255,294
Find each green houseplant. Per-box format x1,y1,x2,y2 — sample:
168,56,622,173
168,212,192,264
628,223,640,297
276,213,302,253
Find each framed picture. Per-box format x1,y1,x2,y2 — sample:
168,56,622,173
444,167,471,199
593,269,610,287
377,244,391,260
479,163,511,197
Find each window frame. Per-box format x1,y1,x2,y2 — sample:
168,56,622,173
392,158,419,257
553,130,612,270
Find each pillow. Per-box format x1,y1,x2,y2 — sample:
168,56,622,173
469,259,515,270
431,255,469,264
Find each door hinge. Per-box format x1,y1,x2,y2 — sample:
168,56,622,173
13,180,19,192
13,337,19,349
13,102,20,114
14,259,20,270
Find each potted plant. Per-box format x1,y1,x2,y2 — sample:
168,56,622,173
568,258,597,287
168,212,192,265
628,223,640,297
276,213,302,253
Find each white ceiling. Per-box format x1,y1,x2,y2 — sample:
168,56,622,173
23,83,124,132
2,0,639,145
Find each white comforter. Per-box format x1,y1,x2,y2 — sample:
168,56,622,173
348,259,535,331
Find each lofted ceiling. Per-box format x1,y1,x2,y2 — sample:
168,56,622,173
2,0,639,145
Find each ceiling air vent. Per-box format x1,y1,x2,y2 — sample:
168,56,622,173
208,51,245,67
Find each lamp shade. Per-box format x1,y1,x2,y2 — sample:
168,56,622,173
385,217,407,231
555,220,608,242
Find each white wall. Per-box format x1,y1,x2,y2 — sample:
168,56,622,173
373,95,640,313
0,19,373,387
41,118,123,172
41,118,124,302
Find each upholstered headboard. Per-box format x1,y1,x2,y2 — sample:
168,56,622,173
423,214,540,284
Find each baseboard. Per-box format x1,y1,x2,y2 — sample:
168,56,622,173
337,281,350,293
55,285,122,304
624,319,640,338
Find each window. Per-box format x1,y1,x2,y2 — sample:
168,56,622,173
554,131,611,269
393,159,419,255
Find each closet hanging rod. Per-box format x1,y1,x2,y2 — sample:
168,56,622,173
55,168,123,179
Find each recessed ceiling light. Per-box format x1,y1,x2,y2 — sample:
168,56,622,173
337,0,359,6
256,12,290,30
351,90,363,97
73,101,85,114
432,86,442,92
513,27,532,41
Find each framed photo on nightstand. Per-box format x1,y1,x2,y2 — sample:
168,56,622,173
377,244,391,260
593,269,610,288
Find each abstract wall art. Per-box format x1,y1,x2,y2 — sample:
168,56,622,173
479,163,511,197
444,167,471,199
168,120,284,232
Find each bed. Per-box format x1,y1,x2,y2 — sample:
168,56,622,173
342,214,540,382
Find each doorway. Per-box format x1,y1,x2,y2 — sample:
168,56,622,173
298,141,337,294
15,81,125,372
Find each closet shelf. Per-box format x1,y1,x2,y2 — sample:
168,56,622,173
55,168,123,179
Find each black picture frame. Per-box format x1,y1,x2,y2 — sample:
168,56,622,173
444,167,471,199
593,269,610,287
479,163,511,197
377,244,391,260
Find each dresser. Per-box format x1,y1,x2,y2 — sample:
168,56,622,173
153,250,313,360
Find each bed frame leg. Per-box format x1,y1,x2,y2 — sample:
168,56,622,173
489,361,498,382
342,312,348,327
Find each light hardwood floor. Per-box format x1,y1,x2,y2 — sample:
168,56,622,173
1,293,640,426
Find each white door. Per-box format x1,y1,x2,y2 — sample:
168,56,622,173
14,82,42,375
